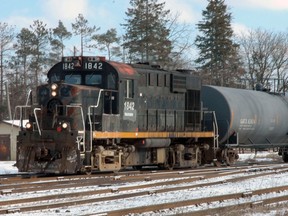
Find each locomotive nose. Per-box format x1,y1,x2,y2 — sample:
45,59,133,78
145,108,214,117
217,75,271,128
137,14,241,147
47,98,63,114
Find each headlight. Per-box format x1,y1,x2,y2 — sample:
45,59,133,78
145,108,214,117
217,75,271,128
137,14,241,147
51,83,58,90
62,122,68,129
25,122,32,130
51,91,57,97
56,122,69,132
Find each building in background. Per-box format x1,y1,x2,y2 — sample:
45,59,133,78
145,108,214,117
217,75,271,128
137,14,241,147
0,120,27,161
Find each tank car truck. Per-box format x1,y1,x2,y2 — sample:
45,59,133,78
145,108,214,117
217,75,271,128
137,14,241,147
15,56,232,174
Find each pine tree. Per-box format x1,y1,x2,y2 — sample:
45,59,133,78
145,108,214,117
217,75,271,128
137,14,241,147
29,20,50,86
50,20,72,62
14,28,35,89
123,0,172,66
195,0,241,86
92,28,121,60
72,14,99,56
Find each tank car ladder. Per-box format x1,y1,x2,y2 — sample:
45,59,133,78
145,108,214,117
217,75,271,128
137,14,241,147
211,111,219,158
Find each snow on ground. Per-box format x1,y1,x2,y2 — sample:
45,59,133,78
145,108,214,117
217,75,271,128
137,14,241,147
0,151,287,216
3,168,288,216
238,150,281,162
0,161,18,174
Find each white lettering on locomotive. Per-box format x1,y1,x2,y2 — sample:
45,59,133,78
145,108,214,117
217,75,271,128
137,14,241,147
63,62,74,70
124,101,135,111
84,62,103,70
123,101,136,121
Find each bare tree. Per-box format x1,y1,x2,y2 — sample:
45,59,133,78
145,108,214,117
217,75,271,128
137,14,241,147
239,29,288,91
0,22,14,120
165,12,194,69
271,32,288,91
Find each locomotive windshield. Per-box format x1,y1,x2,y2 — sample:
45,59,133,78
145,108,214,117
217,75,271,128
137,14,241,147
47,56,119,90
65,74,82,84
85,74,102,85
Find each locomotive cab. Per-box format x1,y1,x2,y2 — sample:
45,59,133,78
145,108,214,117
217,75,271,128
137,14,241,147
16,56,140,173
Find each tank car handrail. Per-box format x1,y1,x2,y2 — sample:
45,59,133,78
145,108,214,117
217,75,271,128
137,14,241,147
87,89,104,153
211,111,219,157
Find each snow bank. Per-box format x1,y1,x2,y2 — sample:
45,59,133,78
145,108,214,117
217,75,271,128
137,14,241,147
0,161,18,174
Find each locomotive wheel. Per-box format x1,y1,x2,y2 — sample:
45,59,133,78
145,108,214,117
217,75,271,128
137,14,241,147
132,165,142,170
282,153,288,162
165,149,175,170
85,167,92,175
197,150,202,166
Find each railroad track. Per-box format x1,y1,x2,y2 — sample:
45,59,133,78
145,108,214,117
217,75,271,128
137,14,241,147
0,163,281,194
1,163,288,215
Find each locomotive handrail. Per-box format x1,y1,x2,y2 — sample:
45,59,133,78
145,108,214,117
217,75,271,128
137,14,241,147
25,89,32,106
87,89,104,153
66,105,86,153
13,105,32,129
34,108,42,136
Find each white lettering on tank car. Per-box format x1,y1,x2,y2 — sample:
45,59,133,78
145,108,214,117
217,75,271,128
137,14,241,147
239,118,257,131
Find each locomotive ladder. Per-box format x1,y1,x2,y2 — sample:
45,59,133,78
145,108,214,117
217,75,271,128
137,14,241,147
66,104,86,153
87,89,104,153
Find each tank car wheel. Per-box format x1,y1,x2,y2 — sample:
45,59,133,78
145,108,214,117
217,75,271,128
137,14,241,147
223,148,231,166
224,149,236,166
216,148,238,166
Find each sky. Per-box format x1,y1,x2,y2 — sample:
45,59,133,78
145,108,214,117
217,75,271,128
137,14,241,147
0,0,288,55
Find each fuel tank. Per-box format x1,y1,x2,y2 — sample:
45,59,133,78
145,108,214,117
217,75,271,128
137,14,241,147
201,85,288,145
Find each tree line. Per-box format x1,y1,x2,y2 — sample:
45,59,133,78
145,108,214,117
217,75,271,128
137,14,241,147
1,0,288,120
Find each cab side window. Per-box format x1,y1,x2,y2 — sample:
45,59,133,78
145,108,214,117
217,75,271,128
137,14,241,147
124,79,134,98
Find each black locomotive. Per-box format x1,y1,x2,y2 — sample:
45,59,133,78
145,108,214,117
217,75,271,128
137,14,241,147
16,56,229,174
